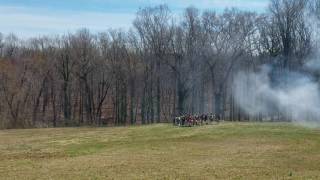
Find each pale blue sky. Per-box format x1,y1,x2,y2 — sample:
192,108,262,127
0,0,269,38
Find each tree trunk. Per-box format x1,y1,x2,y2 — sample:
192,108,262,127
51,83,57,127
63,81,71,125
129,79,135,124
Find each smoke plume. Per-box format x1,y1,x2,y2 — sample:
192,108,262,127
233,61,320,127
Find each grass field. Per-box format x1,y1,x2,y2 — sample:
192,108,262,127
1,122,320,179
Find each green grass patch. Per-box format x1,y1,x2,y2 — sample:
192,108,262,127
0,122,320,179
65,141,108,157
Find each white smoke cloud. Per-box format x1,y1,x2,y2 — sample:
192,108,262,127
233,64,320,128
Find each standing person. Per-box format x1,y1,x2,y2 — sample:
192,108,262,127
182,116,186,126
209,113,214,123
204,114,208,125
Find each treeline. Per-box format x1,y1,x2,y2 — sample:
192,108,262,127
0,0,319,128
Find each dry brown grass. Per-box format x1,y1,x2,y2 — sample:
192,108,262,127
0,122,320,179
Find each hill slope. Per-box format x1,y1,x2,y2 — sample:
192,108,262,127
0,123,320,179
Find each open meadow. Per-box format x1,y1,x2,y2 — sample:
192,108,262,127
1,122,320,179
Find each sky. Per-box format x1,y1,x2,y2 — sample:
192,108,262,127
0,0,269,38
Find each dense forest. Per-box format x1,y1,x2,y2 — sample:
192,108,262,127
0,0,319,128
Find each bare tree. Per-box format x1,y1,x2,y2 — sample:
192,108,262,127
269,0,309,69
134,5,172,123
56,36,74,125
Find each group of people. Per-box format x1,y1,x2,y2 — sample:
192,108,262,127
173,114,221,127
